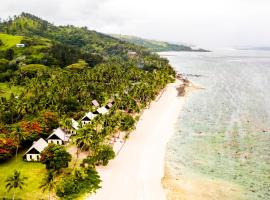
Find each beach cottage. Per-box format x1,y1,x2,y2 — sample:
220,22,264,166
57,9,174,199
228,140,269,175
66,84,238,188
81,112,97,126
24,138,48,161
47,128,70,145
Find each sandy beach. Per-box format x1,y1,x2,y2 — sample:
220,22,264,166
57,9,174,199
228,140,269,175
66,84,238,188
87,80,185,200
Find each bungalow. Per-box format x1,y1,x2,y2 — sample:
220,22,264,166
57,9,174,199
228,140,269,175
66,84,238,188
47,128,70,145
70,118,79,134
96,106,109,115
81,112,97,126
92,100,100,107
24,138,48,161
16,43,25,48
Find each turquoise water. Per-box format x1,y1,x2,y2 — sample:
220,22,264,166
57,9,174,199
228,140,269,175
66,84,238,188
162,50,270,200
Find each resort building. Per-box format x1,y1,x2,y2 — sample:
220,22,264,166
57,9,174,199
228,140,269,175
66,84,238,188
81,112,97,126
16,43,25,48
24,138,48,161
47,128,70,145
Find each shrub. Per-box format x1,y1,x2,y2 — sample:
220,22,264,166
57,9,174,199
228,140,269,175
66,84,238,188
119,113,135,131
56,168,101,199
83,144,115,166
40,144,71,171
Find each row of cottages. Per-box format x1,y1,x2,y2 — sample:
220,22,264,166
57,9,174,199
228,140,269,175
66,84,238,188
23,99,114,161
24,124,78,162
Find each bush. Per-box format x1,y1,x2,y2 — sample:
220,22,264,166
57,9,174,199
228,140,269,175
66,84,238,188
56,168,101,199
0,58,9,72
119,113,135,131
66,59,88,71
40,144,71,171
83,144,115,166
19,64,48,78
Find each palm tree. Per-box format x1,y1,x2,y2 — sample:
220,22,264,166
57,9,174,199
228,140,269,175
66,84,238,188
12,125,25,163
39,171,56,200
5,170,28,200
59,117,72,132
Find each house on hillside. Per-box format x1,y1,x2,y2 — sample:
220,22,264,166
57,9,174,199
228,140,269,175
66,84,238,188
92,100,100,107
24,138,48,161
47,128,70,145
16,43,25,48
81,112,97,126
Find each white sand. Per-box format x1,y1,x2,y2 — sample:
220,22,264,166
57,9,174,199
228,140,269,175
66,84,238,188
87,80,185,200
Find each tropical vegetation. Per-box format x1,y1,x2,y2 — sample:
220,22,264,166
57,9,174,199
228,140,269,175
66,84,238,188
0,12,176,199
111,34,209,52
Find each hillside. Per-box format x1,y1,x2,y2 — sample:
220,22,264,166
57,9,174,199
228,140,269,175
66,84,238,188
0,13,175,199
111,34,209,52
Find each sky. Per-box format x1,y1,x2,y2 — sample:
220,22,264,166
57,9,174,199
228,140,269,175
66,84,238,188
0,0,270,48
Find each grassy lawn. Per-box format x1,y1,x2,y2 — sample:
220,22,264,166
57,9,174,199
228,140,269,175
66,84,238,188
0,33,23,50
0,82,24,98
0,152,48,200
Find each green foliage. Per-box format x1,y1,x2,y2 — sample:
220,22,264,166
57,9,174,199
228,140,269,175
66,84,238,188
56,168,101,199
20,63,48,72
0,58,9,72
119,113,136,131
40,144,72,171
0,13,179,199
39,170,56,200
0,152,48,199
66,59,88,71
84,144,115,166
5,170,28,200
0,13,175,170
5,170,27,191
111,34,204,52
0,33,23,50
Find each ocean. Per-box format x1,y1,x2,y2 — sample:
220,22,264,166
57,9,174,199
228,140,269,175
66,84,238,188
160,50,270,200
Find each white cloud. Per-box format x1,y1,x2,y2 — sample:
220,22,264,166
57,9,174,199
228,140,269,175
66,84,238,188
0,0,269,48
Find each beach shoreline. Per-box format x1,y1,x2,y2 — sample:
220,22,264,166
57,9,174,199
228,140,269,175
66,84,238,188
87,79,186,200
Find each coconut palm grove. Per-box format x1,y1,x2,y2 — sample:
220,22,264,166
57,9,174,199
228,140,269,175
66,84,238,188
0,13,175,199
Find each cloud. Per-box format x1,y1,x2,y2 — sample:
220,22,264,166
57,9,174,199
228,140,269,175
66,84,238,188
1,0,270,48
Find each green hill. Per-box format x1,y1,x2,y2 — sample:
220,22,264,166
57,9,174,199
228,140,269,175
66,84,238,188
111,34,209,52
